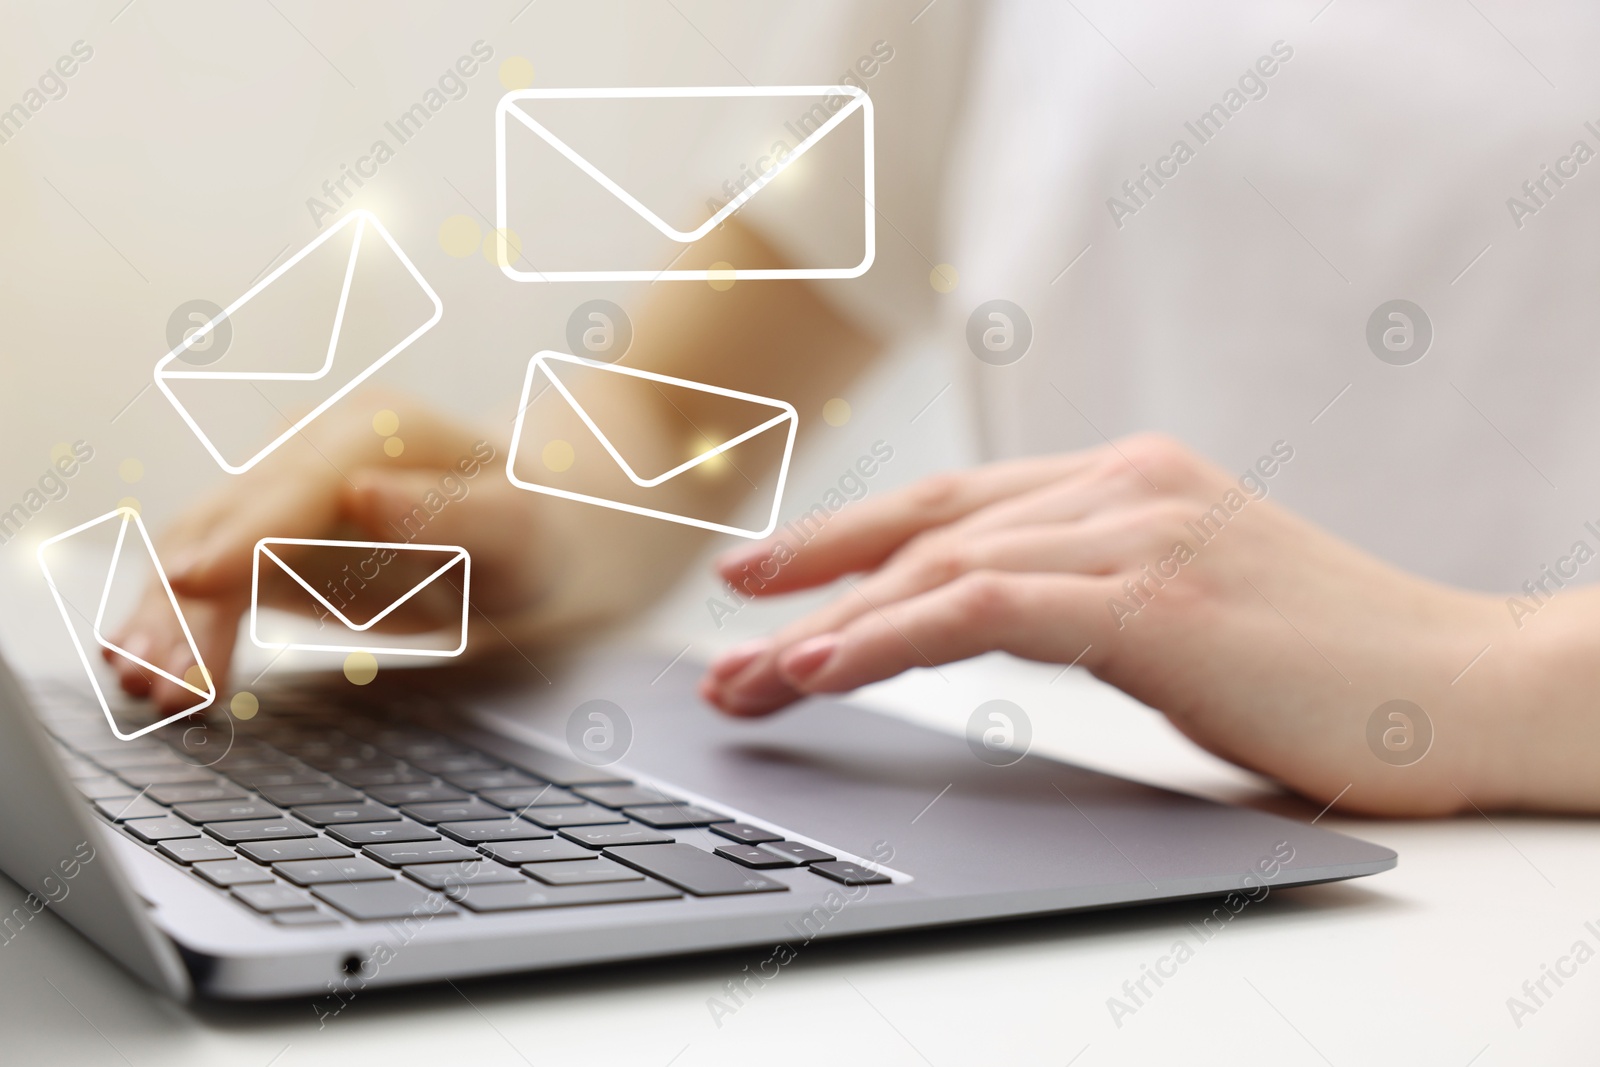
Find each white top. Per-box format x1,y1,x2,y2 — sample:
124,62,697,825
739,0,1600,594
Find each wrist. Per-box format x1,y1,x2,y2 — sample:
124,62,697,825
1478,589,1600,811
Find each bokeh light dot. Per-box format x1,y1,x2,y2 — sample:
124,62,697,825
343,652,378,686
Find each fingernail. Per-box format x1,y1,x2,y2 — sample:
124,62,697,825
708,638,771,680
117,632,152,663
778,635,839,685
715,542,772,575
164,552,193,580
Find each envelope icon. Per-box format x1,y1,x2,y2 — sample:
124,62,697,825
506,351,798,538
153,210,443,474
37,507,216,741
250,538,471,657
495,85,875,281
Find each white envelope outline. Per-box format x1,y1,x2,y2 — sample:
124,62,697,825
37,507,217,741
506,351,798,539
153,210,443,475
495,85,875,282
249,538,471,657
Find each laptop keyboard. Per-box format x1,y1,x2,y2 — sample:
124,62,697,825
30,684,891,927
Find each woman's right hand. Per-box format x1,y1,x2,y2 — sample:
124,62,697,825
107,394,551,710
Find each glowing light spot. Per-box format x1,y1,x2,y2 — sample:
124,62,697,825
542,439,575,472
344,652,378,686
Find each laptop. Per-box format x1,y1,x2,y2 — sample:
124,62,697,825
0,646,1396,1002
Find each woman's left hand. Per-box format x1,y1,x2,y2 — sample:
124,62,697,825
697,435,1562,815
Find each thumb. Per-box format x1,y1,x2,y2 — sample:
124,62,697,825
341,469,549,613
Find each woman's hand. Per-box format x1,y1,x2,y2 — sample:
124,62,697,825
698,434,1577,815
107,394,550,711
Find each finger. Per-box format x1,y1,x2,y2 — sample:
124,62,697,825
141,594,245,714
940,460,1170,540
703,515,1159,711
778,572,1113,697
163,469,347,596
340,469,547,614
165,401,495,597
713,452,1104,595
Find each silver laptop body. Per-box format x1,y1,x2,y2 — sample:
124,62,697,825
0,649,1395,1001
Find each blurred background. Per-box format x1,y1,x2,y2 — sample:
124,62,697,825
4,0,1600,674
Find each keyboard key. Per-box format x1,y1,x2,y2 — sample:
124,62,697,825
274,857,394,886
74,776,134,801
525,859,645,886
559,825,674,849
810,861,891,886
709,822,783,845
146,781,250,805
454,879,679,912
210,752,298,775
400,800,506,825
272,909,341,927
481,839,592,865
192,860,274,887
370,735,469,762
331,765,432,788
326,821,439,846
90,747,187,770
366,783,468,806
758,841,835,865
232,883,317,914
497,748,631,787
478,786,580,810
174,800,284,824
158,838,236,865
237,838,353,863
403,860,524,892
205,819,316,844
442,769,541,792
95,796,167,822
231,768,327,790
257,782,363,807
523,804,628,829
574,784,679,809
364,841,483,867
604,843,788,896
291,801,400,826
312,880,457,922
623,804,732,829
437,820,552,844
115,766,218,788
409,753,499,775
123,816,204,843
67,736,163,759
60,755,106,780
714,844,797,869
302,751,399,774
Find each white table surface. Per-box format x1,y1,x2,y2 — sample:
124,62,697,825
2,577,1597,1067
